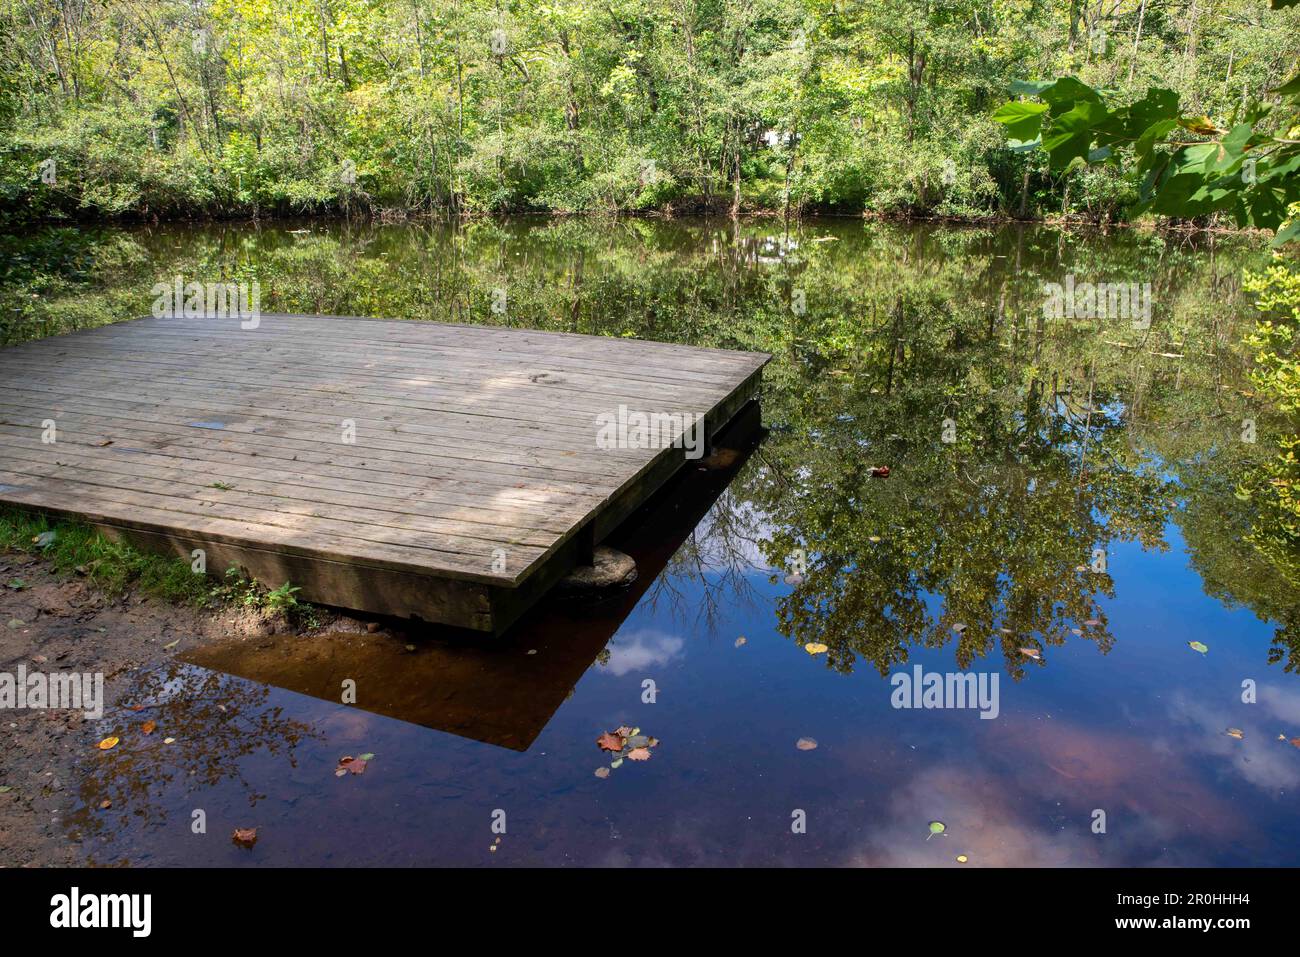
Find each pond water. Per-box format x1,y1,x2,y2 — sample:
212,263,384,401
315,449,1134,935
6,216,1300,866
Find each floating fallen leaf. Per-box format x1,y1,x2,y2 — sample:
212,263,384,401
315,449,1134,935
335,755,367,776
1084,619,1101,627
162,639,180,650
1225,728,1245,740
359,752,375,761
163,737,175,744
1071,628,1082,636
141,720,156,735
1018,648,1041,660
610,758,623,769
1188,641,1209,654
926,821,947,839
804,642,829,655
784,572,805,586
952,623,966,634
1290,738,1300,750
956,854,968,863
596,731,625,752
735,636,747,647
626,747,652,761
594,767,610,779
615,726,635,738
232,827,258,848
796,737,818,751
868,535,881,543
99,799,111,810
97,736,119,750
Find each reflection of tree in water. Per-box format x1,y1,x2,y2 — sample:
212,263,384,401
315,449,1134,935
641,488,766,636
739,294,1183,678
64,662,319,859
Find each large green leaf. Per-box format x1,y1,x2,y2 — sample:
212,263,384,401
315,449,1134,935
992,101,1049,141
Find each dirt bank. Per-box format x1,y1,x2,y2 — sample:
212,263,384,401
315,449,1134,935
0,551,366,866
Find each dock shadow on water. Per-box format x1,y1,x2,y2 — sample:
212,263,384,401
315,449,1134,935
179,410,765,752
15,217,1299,866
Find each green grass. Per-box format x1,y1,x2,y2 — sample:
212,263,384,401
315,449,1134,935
0,506,320,626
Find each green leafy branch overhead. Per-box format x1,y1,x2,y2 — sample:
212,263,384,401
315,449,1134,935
994,72,1300,244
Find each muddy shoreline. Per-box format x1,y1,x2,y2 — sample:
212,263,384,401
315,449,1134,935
0,551,370,866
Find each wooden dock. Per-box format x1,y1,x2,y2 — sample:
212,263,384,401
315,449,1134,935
0,314,768,632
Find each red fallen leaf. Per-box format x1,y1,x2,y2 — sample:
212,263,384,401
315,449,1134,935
128,705,144,712
614,726,634,738
596,732,625,752
232,827,258,848
625,747,652,761
869,466,891,478
1290,738,1300,750
141,719,156,735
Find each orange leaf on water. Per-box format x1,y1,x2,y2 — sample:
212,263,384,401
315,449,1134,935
232,827,258,848
596,732,625,752
626,747,652,761
141,720,156,735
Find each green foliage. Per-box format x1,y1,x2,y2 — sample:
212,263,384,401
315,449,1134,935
0,506,319,623
1238,263,1300,586
2,0,1296,221
994,69,1300,237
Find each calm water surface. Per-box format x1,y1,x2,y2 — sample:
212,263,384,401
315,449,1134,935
5,217,1299,866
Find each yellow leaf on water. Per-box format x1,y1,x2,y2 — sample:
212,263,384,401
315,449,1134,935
804,642,829,655
97,736,119,750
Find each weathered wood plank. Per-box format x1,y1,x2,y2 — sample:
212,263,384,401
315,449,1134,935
0,314,769,631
